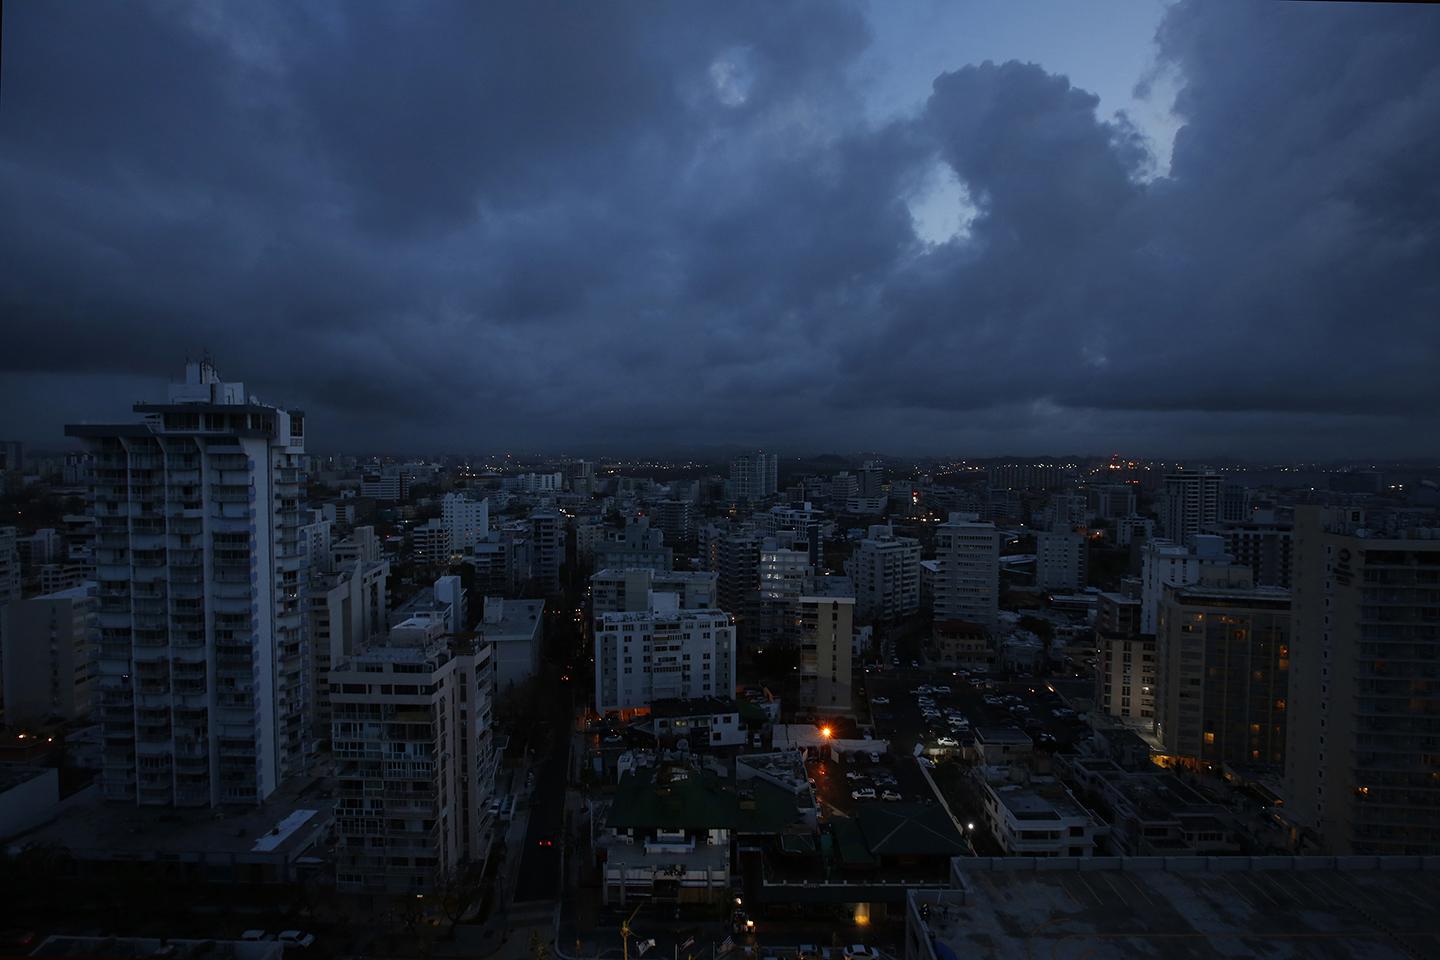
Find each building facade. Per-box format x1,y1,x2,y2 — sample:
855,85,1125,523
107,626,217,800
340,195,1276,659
728,452,777,502
1036,530,1087,592
846,524,921,622
1159,470,1222,542
1,584,95,725
66,360,309,806
1139,535,1232,634
1155,574,1291,768
797,577,855,713
1285,507,1440,855
594,593,736,716
330,633,497,893
933,514,999,631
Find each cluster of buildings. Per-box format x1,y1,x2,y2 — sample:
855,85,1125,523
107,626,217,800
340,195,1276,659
1,361,1438,946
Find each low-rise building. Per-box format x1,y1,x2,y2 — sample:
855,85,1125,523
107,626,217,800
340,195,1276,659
1060,756,1238,856
932,620,992,667
597,761,798,906
978,776,1101,857
645,697,747,750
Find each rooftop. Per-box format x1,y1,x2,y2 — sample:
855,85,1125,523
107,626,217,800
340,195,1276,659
913,856,1440,960
480,597,544,639
14,774,332,864
32,938,283,960
607,763,800,834
651,696,740,719
975,726,1033,746
990,781,1090,821
856,803,966,857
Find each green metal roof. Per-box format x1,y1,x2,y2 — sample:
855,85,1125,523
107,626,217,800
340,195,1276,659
856,803,967,857
606,765,798,833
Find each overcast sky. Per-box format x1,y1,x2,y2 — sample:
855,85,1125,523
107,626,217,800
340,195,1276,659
2,1,1437,458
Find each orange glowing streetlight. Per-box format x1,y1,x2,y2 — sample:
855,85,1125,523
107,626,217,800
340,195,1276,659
820,726,833,739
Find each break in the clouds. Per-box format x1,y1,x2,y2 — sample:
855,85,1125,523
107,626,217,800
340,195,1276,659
1,1,1437,457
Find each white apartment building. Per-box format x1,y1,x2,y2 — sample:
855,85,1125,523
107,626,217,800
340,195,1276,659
360,471,407,503
330,632,497,893
529,508,566,593
1212,510,1294,589
594,593,736,716
479,595,545,691
1159,470,1222,542
846,524,921,622
1115,514,1155,548
1139,534,1231,633
1036,530,1087,592
759,535,812,603
979,776,1101,858
1,583,95,725
441,493,489,554
593,516,672,572
307,557,390,749
933,514,999,631
411,518,451,565
757,534,814,646
1086,483,1136,521
501,471,562,494
798,577,854,712
728,452,777,502
66,359,308,806
332,525,382,568
591,568,717,624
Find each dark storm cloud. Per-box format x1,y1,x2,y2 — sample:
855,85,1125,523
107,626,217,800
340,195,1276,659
1,0,1437,455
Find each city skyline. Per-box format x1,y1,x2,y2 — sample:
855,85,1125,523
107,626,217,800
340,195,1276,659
3,2,1439,456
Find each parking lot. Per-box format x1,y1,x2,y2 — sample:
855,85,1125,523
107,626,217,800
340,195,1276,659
861,667,1091,757
804,746,934,818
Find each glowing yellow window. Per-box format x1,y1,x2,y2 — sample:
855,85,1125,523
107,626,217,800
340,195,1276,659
1204,732,1216,745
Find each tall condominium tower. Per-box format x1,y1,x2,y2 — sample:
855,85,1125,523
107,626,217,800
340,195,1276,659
845,524,921,622
1155,569,1291,769
933,513,999,631
1160,470,1222,542
1285,506,1440,855
729,451,778,502
66,360,308,806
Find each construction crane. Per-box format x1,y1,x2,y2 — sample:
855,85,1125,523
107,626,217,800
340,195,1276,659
621,903,645,960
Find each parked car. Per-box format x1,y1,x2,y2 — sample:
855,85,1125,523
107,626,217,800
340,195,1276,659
846,771,866,780
851,787,877,800
241,932,268,943
845,946,879,960
933,685,951,694
278,932,315,948
871,696,890,705
868,751,882,763
936,737,959,748
881,790,902,802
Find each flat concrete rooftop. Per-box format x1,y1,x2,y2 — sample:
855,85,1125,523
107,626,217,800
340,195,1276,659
911,855,1440,960
14,774,333,864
